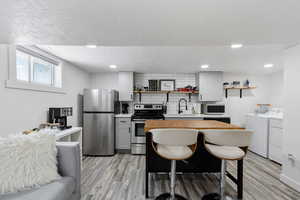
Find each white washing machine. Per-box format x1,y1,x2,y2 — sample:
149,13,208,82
246,111,283,159
246,113,270,158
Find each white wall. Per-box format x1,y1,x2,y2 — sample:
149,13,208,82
134,73,199,114
90,71,284,125
90,72,200,114
90,72,119,90
223,72,284,126
280,45,300,191
0,45,91,136
269,70,284,108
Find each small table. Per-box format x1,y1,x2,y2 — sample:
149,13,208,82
144,120,245,199
55,127,83,164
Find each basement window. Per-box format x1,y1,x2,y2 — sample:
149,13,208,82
16,47,61,87
6,46,64,93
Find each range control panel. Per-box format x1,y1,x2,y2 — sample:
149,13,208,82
134,104,163,110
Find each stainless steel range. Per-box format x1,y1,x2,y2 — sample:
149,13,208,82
131,104,165,155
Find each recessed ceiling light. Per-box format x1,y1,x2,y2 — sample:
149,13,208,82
86,45,97,48
109,65,117,69
231,44,243,49
201,64,209,69
264,64,274,68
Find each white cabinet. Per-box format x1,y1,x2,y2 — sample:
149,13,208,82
116,117,131,150
269,119,283,164
197,72,223,101
118,72,134,101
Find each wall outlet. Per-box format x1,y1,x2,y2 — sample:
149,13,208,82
288,154,296,160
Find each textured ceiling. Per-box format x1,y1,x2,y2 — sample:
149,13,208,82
2,0,294,73
40,45,284,74
1,0,300,46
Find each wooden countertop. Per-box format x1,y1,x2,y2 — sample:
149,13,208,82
144,120,243,132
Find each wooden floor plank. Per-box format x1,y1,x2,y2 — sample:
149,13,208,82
81,152,300,200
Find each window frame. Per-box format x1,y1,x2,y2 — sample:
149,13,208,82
6,45,65,94
30,55,55,86
15,50,30,82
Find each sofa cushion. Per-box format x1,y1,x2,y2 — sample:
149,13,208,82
0,177,75,200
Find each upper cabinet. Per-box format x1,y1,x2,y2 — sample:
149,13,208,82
118,72,134,101
197,71,224,102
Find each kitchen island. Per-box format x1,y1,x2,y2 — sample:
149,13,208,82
144,119,241,132
145,120,245,199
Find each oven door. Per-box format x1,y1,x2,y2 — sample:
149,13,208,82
131,120,146,144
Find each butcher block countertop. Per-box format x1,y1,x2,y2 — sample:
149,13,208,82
144,120,243,132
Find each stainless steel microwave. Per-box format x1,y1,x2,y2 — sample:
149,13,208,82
203,104,225,115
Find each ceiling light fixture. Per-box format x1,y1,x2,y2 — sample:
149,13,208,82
201,64,209,69
231,44,243,49
264,64,274,68
109,65,117,69
86,45,97,48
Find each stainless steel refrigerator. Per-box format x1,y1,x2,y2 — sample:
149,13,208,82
83,89,119,156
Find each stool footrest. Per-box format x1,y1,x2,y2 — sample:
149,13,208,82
155,193,187,200
202,193,235,200
202,193,220,200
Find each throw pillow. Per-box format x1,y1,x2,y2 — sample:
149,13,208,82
0,133,61,194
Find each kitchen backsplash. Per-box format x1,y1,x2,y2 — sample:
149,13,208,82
135,73,196,90
132,73,201,114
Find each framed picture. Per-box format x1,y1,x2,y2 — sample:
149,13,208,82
160,79,176,91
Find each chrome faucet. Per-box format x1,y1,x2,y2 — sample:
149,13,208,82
178,98,188,114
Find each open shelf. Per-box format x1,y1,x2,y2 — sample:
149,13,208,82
133,90,199,102
134,90,199,94
224,86,257,90
224,86,257,98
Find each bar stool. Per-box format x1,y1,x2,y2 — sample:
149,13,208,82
150,128,199,200
201,129,253,200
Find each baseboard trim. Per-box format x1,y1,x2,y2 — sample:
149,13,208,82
280,173,300,192
116,149,131,154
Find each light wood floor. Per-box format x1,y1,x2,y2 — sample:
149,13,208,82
81,152,300,200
